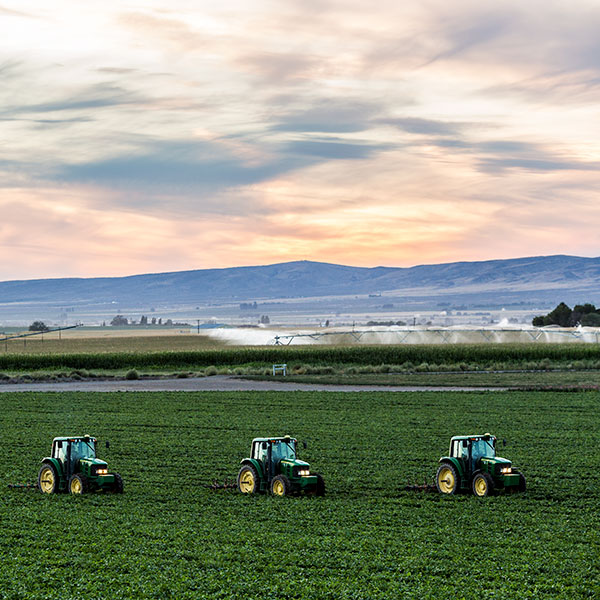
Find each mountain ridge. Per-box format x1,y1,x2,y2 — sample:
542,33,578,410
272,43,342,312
0,254,599,308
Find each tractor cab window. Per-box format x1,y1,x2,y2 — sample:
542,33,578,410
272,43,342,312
471,438,495,463
270,440,296,464
451,440,468,460
69,439,96,465
252,442,268,463
53,441,67,463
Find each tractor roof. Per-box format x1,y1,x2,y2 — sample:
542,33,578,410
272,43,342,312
52,435,96,443
251,436,296,444
450,433,495,442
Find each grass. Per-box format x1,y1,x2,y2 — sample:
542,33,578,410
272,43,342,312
247,369,600,389
2,341,600,389
0,390,599,598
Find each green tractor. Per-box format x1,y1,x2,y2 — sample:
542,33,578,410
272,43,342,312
38,435,123,495
237,435,325,496
436,433,526,497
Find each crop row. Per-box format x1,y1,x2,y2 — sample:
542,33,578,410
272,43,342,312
1,342,600,371
0,390,598,599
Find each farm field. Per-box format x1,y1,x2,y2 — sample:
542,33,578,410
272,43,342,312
1,390,598,599
0,332,224,354
2,342,600,389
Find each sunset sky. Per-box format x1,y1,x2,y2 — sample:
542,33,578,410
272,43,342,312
1,0,600,280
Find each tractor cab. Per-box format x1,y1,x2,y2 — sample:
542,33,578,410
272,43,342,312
449,434,503,473
38,435,123,495
436,433,526,497
238,435,325,497
52,436,105,477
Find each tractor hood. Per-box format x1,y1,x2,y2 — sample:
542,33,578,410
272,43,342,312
281,458,310,469
481,456,511,468
80,458,108,468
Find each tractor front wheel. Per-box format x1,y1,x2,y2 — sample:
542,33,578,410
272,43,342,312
472,472,494,497
436,463,459,494
270,475,291,497
513,469,527,492
314,473,325,497
111,473,124,493
38,464,59,494
237,465,259,494
69,474,89,495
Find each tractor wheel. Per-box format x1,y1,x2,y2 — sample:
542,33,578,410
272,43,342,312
270,475,291,497
237,465,259,494
69,474,89,495
111,473,124,493
38,464,59,494
436,463,459,494
472,472,494,497
314,473,325,497
513,469,527,492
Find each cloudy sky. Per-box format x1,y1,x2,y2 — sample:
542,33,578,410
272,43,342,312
1,0,599,280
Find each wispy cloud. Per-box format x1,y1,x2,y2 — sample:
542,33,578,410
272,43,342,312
1,0,600,280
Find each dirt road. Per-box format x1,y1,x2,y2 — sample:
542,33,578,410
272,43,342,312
0,375,506,393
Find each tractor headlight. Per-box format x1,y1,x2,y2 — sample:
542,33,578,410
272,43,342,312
95,468,108,475
501,467,512,474
299,470,310,476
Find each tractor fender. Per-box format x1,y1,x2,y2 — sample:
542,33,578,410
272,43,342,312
240,458,264,479
471,468,482,482
438,457,465,480
41,457,64,479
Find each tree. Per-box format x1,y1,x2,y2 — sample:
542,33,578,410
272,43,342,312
29,321,49,332
581,312,600,327
537,302,572,327
140,315,148,326
532,302,600,327
571,304,597,326
110,315,128,326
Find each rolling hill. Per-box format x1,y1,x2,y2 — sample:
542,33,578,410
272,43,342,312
0,254,598,324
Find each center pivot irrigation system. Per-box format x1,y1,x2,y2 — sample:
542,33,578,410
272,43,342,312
0,324,81,346
270,327,600,345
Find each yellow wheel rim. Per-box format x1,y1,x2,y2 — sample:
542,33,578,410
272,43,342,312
39,467,55,493
438,467,455,494
272,479,285,496
70,477,83,494
239,469,255,493
474,476,487,497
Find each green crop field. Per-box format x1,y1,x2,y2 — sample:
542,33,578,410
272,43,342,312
1,390,599,599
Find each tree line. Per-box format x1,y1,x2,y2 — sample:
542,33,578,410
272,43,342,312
532,303,600,327
110,315,189,327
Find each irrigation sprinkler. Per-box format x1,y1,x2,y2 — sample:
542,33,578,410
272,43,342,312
268,327,600,345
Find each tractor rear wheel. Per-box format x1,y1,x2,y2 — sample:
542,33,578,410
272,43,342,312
270,475,291,496
237,465,259,494
69,474,89,495
38,464,59,494
436,463,459,494
314,473,325,497
472,472,494,497
111,473,124,493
